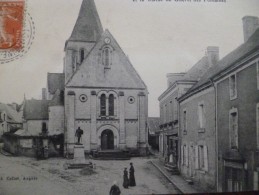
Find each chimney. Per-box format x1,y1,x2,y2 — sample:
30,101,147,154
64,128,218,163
206,46,219,67
242,16,259,42
166,73,186,88
42,88,47,100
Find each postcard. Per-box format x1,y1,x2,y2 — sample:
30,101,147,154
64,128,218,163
0,0,259,194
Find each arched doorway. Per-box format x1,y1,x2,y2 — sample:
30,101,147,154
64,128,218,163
101,129,114,150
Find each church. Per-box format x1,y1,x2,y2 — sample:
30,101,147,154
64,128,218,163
41,0,148,157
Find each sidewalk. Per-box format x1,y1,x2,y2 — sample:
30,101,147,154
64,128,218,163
151,159,204,194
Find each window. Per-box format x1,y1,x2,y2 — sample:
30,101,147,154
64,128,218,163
229,108,238,149
72,53,77,71
100,94,106,116
198,103,205,129
80,49,85,63
174,98,178,120
109,94,114,116
42,122,47,134
183,110,187,133
102,47,112,67
257,104,259,149
229,74,237,100
257,61,259,90
198,145,205,169
195,145,208,171
181,144,188,166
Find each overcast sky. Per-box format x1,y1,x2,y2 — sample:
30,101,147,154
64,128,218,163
0,0,259,117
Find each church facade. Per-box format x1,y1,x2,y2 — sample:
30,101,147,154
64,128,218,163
61,0,148,156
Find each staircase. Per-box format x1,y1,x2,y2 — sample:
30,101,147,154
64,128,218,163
164,162,180,175
92,149,130,160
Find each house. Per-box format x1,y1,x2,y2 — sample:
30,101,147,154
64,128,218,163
177,15,259,192
158,46,219,171
177,47,219,191
213,16,259,192
0,102,23,138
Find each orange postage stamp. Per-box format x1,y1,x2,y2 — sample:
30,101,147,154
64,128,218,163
0,0,24,50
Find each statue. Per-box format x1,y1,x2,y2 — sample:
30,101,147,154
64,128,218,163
75,127,83,144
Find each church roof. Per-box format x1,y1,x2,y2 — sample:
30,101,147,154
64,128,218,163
66,30,147,90
180,28,259,101
24,100,50,120
47,73,65,95
69,0,103,42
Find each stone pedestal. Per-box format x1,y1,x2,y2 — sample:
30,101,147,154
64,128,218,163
73,144,86,164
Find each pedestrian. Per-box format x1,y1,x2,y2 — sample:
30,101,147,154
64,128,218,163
129,162,136,186
123,168,129,189
109,180,121,195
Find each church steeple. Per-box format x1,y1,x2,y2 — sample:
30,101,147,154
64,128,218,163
69,0,103,42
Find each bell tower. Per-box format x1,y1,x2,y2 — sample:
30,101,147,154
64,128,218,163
64,0,103,82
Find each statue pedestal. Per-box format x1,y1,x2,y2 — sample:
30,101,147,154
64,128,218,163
73,144,86,164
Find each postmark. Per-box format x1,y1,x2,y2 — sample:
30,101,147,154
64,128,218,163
0,0,35,64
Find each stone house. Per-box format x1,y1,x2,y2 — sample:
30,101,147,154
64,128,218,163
158,46,219,171
213,16,259,192
176,16,259,192
0,102,23,138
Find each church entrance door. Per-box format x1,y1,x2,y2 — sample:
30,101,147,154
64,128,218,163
101,129,114,150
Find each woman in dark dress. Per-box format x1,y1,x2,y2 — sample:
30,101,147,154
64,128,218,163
123,168,129,188
129,162,136,186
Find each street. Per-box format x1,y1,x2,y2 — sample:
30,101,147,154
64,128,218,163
0,153,180,195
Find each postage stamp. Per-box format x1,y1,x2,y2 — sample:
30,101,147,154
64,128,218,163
0,0,24,50
0,0,35,64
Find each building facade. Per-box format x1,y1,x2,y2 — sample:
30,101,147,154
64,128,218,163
215,16,259,192
63,0,148,156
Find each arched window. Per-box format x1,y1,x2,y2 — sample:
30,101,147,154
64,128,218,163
100,94,106,116
109,94,114,116
80,49,85,63
102,47,112,67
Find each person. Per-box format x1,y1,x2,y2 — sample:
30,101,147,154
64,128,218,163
129,162,136,186
109,181,121,195
75,127,83,144
123,168,129,189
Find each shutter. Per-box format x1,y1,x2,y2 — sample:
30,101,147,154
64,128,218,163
204,145,208,171
181,146,184,165
186,145,189,167
195,145,199,169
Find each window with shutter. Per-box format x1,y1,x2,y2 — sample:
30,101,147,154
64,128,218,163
195,145,199,169
229,108,238,149
204,145,208,171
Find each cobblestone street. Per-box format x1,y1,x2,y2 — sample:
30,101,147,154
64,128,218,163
0,153,181,195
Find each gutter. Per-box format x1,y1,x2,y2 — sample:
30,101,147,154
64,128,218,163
210,78,218,191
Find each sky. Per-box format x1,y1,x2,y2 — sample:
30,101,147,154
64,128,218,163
0,0,259,117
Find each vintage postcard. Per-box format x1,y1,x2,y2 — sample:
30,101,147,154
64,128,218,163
0,0,259,194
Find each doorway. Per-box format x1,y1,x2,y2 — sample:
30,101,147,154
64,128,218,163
101,129,114,150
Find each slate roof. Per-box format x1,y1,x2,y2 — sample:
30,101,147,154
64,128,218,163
147,117,160,135
69,0,103,42
47,73,65,95
23,100,50,120
0,103,22,123
180,28,259,100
